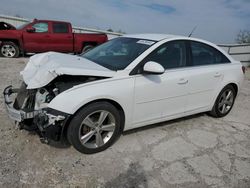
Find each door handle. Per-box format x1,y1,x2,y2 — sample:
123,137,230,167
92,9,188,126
214,72,222,77
178,78,188,84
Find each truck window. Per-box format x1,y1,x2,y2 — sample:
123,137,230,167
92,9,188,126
32,22,48,33
52,23,69,33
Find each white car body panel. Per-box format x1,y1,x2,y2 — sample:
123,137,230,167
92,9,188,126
133,70,189,124
185,63,243,112
26,34,243,131
21,52,116,89
184,65,224,112
48,76,136,130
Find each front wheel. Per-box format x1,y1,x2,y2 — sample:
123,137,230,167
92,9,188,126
67,102,121,154
209,85,236,118
0,42,20,58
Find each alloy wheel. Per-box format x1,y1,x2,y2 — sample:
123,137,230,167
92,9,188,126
1,44,16,57
218,89,234,114
78,110,116,149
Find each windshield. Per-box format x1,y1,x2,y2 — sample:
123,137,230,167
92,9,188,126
17,22,30,30
82,37,155,71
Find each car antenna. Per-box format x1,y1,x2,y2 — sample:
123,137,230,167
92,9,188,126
188,26,197,37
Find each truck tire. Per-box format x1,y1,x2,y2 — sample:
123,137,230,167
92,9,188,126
80,45,94,55
0,41,20,58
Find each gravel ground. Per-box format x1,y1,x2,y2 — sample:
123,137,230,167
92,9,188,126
0,57,250,188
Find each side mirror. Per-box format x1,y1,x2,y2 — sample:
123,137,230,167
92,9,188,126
143,61,165,75
26,27,35,33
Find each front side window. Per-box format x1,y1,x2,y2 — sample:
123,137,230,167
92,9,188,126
144,40,186,69
32,22,48,33
53,23,69,33
191,41,230,66
83,37,155,71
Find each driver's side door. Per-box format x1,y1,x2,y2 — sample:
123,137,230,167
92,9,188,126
132,40,189,127
23,21,52,53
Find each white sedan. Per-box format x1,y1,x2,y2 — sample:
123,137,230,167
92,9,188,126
4,34,245,154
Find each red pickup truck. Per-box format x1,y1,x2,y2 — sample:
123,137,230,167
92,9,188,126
0,19,108,58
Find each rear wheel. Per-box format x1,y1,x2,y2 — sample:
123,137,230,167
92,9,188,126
80,45,94,55
209,85,236,118
67,101,121,154
0,42,19,58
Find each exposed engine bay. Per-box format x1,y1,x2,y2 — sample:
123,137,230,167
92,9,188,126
14,75,105,111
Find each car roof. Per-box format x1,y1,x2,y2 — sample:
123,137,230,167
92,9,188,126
122,33,181,41
122,33,237,68
121,34,224,52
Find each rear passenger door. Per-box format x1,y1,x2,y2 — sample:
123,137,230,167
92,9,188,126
50,22,73,52
185,41,231,112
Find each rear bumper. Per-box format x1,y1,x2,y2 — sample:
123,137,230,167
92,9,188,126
3,85,40,122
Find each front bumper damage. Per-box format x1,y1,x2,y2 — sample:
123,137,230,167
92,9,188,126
3,86,70,143
4,86,41,122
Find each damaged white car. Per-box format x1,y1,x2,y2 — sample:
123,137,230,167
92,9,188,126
4,34,245,154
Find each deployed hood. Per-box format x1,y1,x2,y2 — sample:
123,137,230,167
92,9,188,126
21,52,116,89
0,22,16,30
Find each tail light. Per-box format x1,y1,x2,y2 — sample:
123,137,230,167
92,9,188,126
242,66,246,74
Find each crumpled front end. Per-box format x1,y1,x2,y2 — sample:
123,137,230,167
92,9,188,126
3,83,70,143
3,72,107,143
3,52,113,143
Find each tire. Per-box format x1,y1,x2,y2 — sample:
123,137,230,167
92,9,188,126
209,85,236,118
0,41,20,58
80,45,94,55
67,101,122,154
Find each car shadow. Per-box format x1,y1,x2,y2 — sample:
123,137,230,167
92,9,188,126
48,140,71,149
123,112,206,135
26,130,71,149
47,113,207,149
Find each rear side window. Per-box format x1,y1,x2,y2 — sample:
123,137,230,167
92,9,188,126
191,41,230,66
53,23,69,33
144,40,186,69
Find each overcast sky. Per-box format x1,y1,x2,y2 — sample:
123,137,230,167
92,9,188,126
1,0,250,43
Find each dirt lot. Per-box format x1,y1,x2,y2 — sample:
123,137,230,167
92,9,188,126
0,57,250,188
